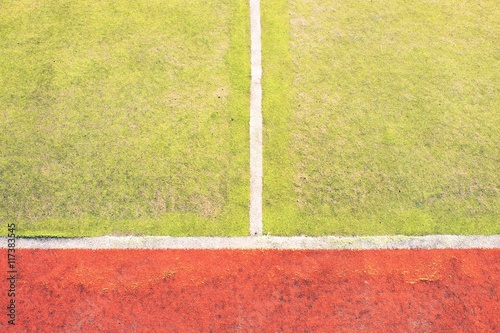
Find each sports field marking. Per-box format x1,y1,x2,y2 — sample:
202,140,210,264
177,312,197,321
249,0,263,236
4,235,499,250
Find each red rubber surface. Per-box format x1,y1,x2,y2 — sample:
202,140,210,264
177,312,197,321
1,249,499,332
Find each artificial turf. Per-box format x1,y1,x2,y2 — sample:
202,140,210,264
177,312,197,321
0,0,250,236
2,0,498,237
262,0,499,235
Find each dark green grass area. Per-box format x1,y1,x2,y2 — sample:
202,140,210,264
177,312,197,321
0,0,250,236
263,0,499,235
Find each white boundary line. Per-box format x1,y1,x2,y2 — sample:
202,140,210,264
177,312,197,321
249,0,263,236
3,235,499,250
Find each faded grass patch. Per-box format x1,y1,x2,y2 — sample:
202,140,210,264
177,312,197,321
0,0,250,236
264,0,499,235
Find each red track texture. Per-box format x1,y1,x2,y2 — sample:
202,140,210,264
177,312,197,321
1,249,499,332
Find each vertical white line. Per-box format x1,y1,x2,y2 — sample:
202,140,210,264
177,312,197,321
249,0,263,236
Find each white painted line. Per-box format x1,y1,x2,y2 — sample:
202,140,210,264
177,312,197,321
249,0,263,236
3,235,499,250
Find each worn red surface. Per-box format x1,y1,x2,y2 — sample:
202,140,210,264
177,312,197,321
1,249,498,332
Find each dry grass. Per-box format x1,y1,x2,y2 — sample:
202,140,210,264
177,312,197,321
263,0,499,235
0,0,250,236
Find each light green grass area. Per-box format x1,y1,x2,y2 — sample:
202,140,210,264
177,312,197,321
0,0,250,236
263,0,499,235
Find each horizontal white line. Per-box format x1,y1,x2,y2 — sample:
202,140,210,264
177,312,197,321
1,235,499,250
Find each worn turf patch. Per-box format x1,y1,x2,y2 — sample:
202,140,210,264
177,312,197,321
262,0,500,235
4,249,499,331
0,0,250,236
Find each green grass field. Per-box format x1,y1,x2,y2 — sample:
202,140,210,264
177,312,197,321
263,0,500,235
0,0,250,236
1,0,498,237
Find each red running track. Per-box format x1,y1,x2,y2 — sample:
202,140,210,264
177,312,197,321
1,249,499,332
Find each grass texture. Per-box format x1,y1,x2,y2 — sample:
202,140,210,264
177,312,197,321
0,0,250,236
263,0,499,235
